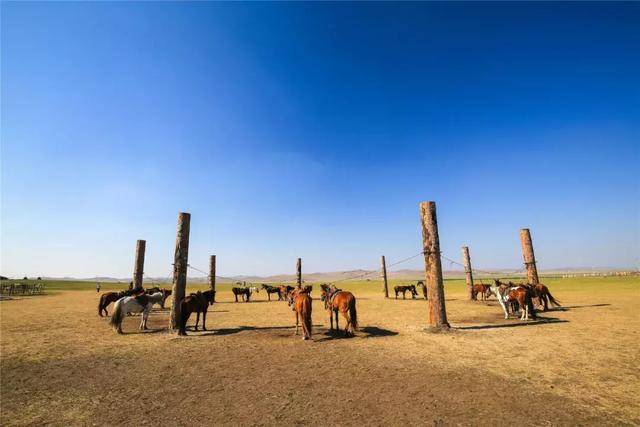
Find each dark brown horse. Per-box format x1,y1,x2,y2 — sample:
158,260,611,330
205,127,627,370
320,284,358,336
279,285,295,300
178,290,215,336
261,284,282,301
394,284,418,299
232,287,252,302
98,289,136,316
287,288,312,340
515,282,560,311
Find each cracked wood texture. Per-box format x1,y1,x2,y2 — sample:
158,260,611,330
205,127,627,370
420,201,449,329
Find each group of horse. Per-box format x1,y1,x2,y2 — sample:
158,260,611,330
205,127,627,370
282,283,358,340
392,278,560,321
478,280,561,320
99,282,357,340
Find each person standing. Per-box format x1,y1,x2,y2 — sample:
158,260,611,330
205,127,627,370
96,282,101,293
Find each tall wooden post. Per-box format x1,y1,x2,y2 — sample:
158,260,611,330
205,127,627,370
420,201,450,330
170,212,191,331
520,228,539,284
462,246,474,300
381,255,389,298
296,258,302,288
133,239,146,291
209,255,216,302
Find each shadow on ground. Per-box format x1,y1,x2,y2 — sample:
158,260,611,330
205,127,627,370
456,317,568,330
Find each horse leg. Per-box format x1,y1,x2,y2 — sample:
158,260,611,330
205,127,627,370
342,310,350,336
329,310,334,331
202,309,207,331
195,311,200,331
335,310,339,332
295,311,299,335
234,294,238,303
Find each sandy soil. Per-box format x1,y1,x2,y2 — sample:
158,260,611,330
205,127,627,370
1,279,639,426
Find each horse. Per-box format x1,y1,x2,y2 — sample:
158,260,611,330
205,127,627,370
287,288,312,340
520,282,560,311
98,289,136,317
232,287,252,302
279,285,295,300
178,290,215,336
320,284,358,336
109,292,164,334
261,284,282,301
416,281,428,300
394,284,418,299
490,280,537,320
471,284,492,301
143,287,172,308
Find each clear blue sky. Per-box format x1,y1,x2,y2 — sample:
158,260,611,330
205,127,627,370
1,2,638,278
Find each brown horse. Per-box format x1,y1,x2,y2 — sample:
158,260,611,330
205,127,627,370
287,288,312,340
529,283,560,311
506,285,537,320
98,289,136,316
320,284,358,336
279,285,295,300
178,290,215,336
471,284,491,301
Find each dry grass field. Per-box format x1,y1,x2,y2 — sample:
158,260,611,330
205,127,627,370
1,276,638,426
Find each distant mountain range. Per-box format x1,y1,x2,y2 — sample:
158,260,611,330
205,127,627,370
17,266,636,283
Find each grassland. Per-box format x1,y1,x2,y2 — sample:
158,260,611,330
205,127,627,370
1,276,638,425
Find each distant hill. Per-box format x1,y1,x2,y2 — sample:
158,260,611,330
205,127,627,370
7,266,633,284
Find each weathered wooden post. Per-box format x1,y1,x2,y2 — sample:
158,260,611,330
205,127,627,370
462,246,474,300
520,228,539,284
381,255,389,298
170,212,191,331
420,201,450,330
133,239,146,291
209,255,216,302
296,258,302,288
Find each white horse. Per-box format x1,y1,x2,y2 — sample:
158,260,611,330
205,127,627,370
489,284,513,319
109,292,164,334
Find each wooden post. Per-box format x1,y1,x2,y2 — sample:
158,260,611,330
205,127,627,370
520,228,539,284
296,258,302,288
170,212,191,331
381,255,389,298
209,255,216,302
462,246,474,300
420,201,450,330
133,239,146,291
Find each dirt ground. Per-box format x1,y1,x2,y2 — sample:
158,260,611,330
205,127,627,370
1,277,638,426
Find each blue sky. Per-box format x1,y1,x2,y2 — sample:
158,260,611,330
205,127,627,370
1,2,638,278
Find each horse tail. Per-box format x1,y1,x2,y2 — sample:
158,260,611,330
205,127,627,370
109,298,124,332
349,298,358,331
546,290,561,307
98,294,105,316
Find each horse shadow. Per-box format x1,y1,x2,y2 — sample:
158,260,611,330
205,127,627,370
546,303,611,312
194,324,324,337
456,317,568,331
314,326,398,342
